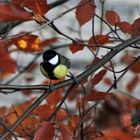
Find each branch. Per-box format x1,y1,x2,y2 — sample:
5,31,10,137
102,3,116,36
1,35,140,139
50,0,69,8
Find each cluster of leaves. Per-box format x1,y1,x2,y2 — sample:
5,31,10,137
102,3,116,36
0,0,140,140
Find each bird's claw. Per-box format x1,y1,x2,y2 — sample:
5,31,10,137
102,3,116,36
69,72,79,84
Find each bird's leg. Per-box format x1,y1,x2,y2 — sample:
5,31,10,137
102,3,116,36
68,71,79,84
49,79,53,92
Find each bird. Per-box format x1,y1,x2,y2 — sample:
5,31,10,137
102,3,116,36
40,50,71,90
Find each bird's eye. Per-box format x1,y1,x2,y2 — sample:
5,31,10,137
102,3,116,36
48,55,59,65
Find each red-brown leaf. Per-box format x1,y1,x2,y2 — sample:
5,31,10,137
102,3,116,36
126,75,139,93
84,91,111,101
132,18,140,36
69,43,84,54
22,0,50,15
59,122,73,140
105,10,121,26
92,69,107,87
12,0,23,5
103,78,113,86
68,115,79,132
88,35,109,51
46,88,63,108
103,128,133,140
34,122,54,140
130,60,140,73
0,3,32,22
87,57,100,68
0,41,16,79
56,109,68,121
118,21,132,34
22,0,51,23
35,104,67,121
76,0,96,26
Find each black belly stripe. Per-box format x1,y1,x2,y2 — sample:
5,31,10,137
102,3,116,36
41,61,58,79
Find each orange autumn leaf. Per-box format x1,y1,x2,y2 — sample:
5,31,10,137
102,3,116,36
59,122,73,140
34,122,55,140
13,34,42,52
103,128,133,140
118,21,132,34
35,104,68,121
84,91,112,101
35,104,53,121
88,35,109,51
91,69,107,87
7,100,35,124
6,99,38,135
56,109,68,121
76,0,96,26
0,2,32,22
68,115,80,132
69,43,84,54
46,88,63,108
105,10,121,26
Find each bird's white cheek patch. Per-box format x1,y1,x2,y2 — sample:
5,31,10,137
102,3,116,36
54,64,69,79
49,55,59,65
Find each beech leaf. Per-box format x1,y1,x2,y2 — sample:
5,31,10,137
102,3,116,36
88,35,109,51
118,21,132,34
130,60,140,73
0,41,16,79
0,2,32,22
92,69,107,87
34,122,54,140
132,18,140,36
59,122,73,140
76,0,96,26
69,43,84,54
105,10,121,26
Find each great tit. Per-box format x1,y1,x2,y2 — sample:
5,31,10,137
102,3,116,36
40,50,71,80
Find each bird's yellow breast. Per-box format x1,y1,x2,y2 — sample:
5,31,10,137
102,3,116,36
53,64,69,79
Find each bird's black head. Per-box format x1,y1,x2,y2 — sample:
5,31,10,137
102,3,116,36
43,50,57,61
